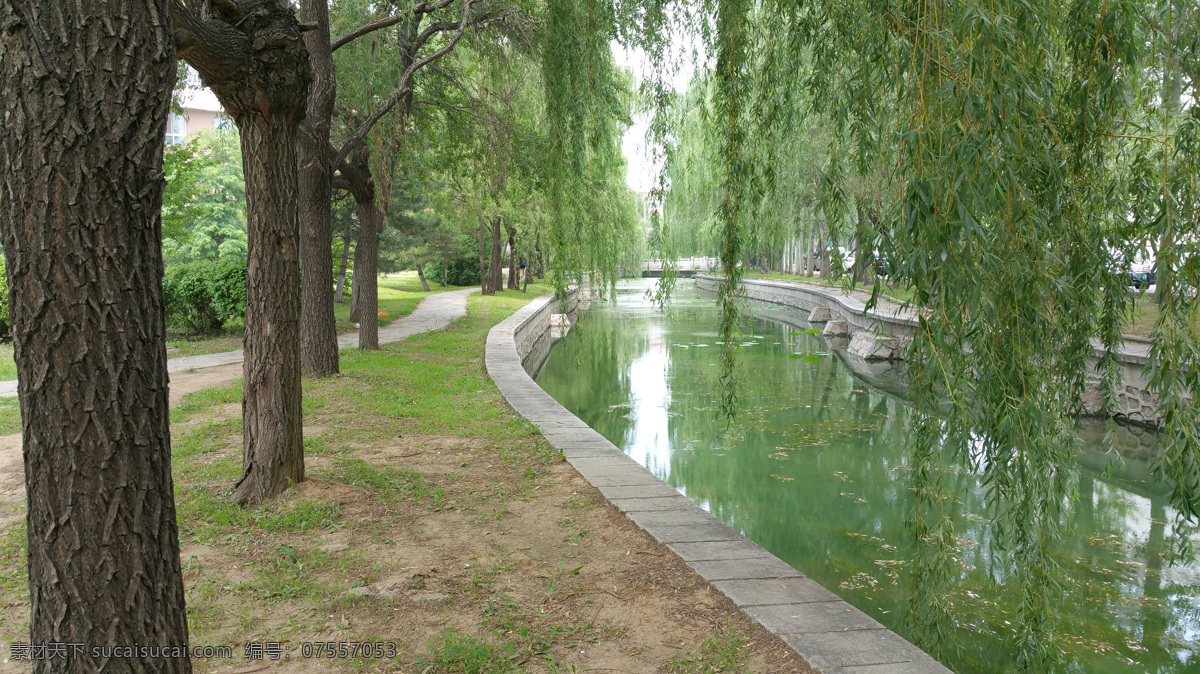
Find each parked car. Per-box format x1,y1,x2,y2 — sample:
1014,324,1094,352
1109,245,1156,288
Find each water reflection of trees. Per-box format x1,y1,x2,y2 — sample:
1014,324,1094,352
535,286,1200,673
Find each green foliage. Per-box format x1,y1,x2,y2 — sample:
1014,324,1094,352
537,0,1200,669
427,257,481,287
163,129,247,263
163,258,247,334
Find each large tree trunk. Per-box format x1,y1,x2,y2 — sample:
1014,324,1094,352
174,0,311,506
0,2,192,670
353,201,382,349
232,115,306,505
488,217,504,293
298,0,339,377
534,231,545,279
335,211,354,302
478,218,488,295
337,151,381,349
416,260,431,291
506,225,519,290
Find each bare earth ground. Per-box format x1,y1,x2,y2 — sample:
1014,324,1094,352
0,291,813,673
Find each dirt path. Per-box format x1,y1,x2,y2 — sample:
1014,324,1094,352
0,289,476,530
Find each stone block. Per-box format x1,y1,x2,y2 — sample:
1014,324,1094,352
821,661,953,674
667,540,774,563
642,523,745,544
823,320,851,337
599,483,681,500
808,306,834,323
626,507,723,529
610,496,695,512
744,601,883,634
685,557,803,581
779,629,943,671
711,577,841,606
847,333,905,362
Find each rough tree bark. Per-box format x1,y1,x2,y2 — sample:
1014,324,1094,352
416,260,431,291
488,217,504,293
297,0,339,377
0,2,192,670
337,150,381,349
172,0,311,505
353,204,382,349
335,210,354,302
506,224,518,290
478,218,488,295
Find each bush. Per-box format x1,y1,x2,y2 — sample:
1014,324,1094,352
426,257,480,287
163,259,247,334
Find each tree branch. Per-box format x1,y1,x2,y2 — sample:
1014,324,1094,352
332,0,474,168
330,0,456,52
167,0,252,77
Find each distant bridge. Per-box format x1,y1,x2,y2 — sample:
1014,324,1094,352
641,257,719,278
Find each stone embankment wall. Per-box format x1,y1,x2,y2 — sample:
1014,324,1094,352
514,283,589,375
694,275,916,363
695,275,1163,425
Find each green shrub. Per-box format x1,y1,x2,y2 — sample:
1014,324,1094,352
163,259,247,334
426,257,480,287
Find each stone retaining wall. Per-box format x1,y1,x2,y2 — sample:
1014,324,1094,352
485,294,951,674
697,275,1164,425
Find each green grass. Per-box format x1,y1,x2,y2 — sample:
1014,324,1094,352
323,456,444,505
663,626,750,673
418,628,523,673
0,343,15,380
304,284,558,446
0,398,20,435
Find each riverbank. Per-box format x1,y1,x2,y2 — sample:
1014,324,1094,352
530,279,1199,673
0,289,804,672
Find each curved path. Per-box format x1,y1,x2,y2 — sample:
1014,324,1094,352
0,287,478,399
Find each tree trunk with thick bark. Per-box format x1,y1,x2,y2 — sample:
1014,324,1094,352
416,260,431,291
488,217,504,293
478,219,489,295
352,202,381,349
173,0,311,505
335,211,354,302
233,116,306,505
298,0,339,377
339,153,381,349
0,2,192,669
534,231,545,279
506,225,519,290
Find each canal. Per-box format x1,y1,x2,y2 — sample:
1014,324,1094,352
534,279,1200,673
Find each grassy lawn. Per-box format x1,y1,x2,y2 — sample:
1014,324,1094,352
1123,295,1160,339
0,344,14,381
0,283,793,673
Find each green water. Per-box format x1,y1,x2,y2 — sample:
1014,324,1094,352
535,279,1200,673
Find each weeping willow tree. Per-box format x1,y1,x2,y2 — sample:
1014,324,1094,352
541,0,643,297
546,0,1199,669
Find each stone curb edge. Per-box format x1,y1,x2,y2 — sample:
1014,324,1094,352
484,293,953,674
